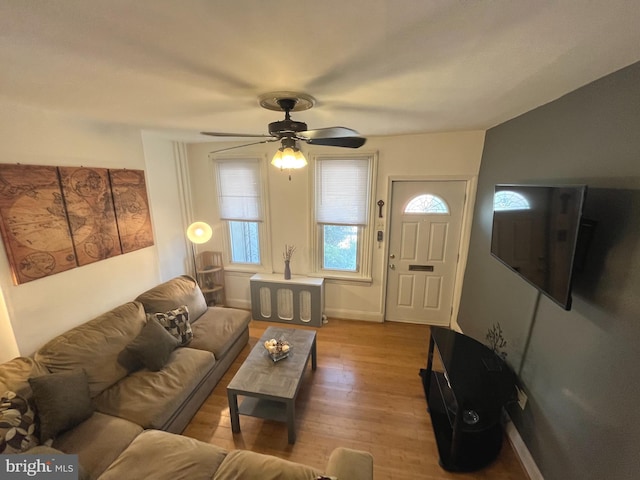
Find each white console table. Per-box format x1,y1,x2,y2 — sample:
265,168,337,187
250,274,325,327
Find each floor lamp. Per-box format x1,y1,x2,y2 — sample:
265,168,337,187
186,221,212,283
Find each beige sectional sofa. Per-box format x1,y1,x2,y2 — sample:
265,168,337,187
98,429,373,480
0,275,374,479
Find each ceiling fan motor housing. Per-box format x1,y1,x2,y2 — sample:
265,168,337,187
268,119,308,135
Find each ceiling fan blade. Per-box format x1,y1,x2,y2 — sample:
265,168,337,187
201,131,274,138
299,127,361,140
209,138,279,154
305,136,367,148
297,126,367,148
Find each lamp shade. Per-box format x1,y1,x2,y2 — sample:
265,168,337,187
186,221,212,244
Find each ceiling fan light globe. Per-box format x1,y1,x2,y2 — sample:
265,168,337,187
272,147,306,170
293,150,308,168
271,149,283,167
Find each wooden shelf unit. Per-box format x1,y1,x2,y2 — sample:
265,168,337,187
196,251,225,306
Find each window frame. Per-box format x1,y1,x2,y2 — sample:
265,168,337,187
212,155,273,273
310,152,377,282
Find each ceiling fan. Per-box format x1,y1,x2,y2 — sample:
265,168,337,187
202,92,367,155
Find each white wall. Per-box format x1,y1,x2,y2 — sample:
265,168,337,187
0,101,184,360
141,134,191,281
187,130,485,321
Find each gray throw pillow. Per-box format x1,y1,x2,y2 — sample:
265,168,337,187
125,319,180,372
28,370,93,443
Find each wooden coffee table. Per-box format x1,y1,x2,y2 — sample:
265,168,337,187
227,326,317,444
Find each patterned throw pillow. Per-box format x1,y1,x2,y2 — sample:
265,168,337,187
147,305,192,346
0,391,38,453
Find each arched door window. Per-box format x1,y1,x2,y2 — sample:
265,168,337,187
493,191,530,211
404,194,449,214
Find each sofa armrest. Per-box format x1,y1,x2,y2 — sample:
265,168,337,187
325,447,373,480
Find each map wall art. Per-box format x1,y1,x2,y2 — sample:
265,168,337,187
0,164,154,284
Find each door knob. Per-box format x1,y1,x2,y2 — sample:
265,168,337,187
389,263,396,269
389,254,395,259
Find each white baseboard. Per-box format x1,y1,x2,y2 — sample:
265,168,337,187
505,417,544,480
323,308,383,322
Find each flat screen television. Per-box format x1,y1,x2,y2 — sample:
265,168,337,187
490,184,587,310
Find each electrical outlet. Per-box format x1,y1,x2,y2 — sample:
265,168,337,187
516,386,528,410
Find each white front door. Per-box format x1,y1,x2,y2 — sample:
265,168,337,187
385,181,466,325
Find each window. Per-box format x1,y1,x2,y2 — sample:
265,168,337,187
313,155,375,278
215,158,265,266
228,221,260,263
493,191,530,211
405,194,449,214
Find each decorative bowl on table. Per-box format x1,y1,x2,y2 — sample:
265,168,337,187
264,338,291,362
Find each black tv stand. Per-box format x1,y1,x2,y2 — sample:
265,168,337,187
420,327,516,472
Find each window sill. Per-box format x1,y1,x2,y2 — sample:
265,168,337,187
307,273,373,286
224,265,271,275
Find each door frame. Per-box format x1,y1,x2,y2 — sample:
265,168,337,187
382,175,477,331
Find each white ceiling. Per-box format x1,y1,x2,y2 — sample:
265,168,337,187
2,1,640,142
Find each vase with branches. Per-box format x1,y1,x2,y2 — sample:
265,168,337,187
283,245,296,280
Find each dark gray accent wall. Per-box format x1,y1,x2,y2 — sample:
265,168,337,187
458,61,640,480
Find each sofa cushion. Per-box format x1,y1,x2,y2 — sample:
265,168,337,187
188,307,251,359
35,302,146,398
0,357,50,400
135,275,207,322
124,319,180,372
22,445,90,480
0,391,38,453
29,369,94,442
97,429,228,480
213,449,323,480
147,305,193,346
53,412,142,480
325,447,374,479
93,348,215,430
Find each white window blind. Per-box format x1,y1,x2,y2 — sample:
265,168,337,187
216,160,262,221
315,157,371,225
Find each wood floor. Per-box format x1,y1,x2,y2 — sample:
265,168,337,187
183,318,529,480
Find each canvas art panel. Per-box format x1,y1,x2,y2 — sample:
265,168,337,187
0,164,77,284
58,166,122,265
109,169,154,254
